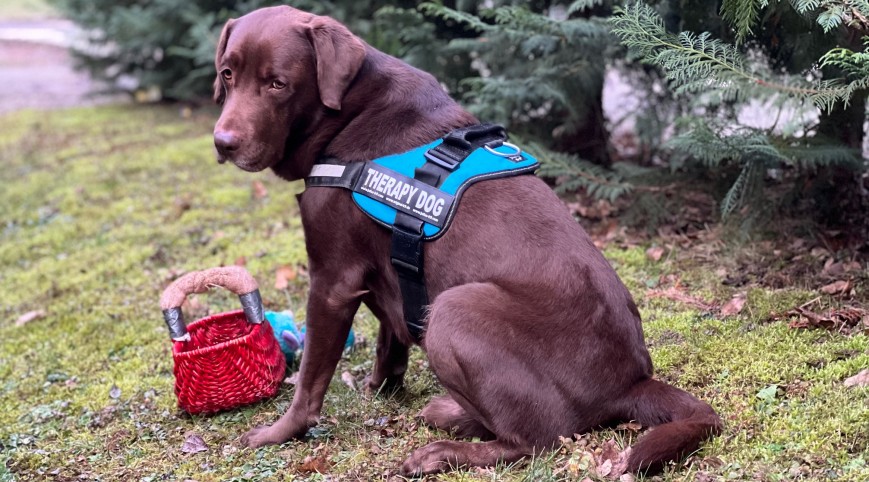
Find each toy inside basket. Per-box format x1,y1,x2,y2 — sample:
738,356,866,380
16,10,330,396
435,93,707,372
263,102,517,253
160,267,286,414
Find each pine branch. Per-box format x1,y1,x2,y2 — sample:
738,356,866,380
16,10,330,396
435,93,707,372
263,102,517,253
721,0,769,43
721,161,756,218
534,145,634,202
611,3,867,111
419,2,492,32
567,0,605,15
820,36,869,78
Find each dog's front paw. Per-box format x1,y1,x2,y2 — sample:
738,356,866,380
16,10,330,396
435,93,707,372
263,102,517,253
240,425,286,448
363,373,405,396
401,441,455,476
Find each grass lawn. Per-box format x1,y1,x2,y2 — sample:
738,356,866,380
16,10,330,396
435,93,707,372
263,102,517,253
0,105,867,481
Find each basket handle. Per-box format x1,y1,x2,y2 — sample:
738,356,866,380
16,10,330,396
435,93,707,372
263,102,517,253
159,266,264,342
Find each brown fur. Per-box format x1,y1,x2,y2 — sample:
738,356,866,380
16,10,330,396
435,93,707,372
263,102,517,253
212,6,721,476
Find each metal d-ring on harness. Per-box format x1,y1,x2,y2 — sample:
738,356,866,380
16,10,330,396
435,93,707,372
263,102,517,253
305,124,537,343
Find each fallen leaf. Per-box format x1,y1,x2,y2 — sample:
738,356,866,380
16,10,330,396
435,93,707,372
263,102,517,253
341,371,356,391
810,247,829,258
720,293,747,317
275,265,297,290
594,439,630,479
599,439,620,463
615,422,642,432
15,310,46,327
775,305,868,336
298,454,331,474
844,369,869,388
619,475,636,482
821,259,845,278
234,256,247,267
181,434,208,454
645,246,665,262
597,459,613,477
820,280,851,295
647,286,717,312
843,261,862,273
109,386,121,399
252,181,268,200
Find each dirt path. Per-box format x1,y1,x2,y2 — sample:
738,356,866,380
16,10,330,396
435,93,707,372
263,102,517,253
0,19,121,114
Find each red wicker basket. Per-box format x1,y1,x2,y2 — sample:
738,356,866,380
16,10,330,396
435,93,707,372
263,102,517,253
160,267,286,414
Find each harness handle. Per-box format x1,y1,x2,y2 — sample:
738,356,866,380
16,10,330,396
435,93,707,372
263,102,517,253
160,266,264,342
440,124,507,151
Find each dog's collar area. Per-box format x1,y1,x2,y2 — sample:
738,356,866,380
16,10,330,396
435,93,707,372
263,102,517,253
305,124,539,343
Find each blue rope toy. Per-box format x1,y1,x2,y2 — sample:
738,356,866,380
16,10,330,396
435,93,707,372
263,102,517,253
264,310,355,364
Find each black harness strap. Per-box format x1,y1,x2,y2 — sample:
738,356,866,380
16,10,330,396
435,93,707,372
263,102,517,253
389,215,428,340
305,124,509,343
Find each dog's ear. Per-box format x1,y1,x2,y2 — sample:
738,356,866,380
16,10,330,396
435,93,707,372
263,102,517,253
305,16,365,111
213,18,235,105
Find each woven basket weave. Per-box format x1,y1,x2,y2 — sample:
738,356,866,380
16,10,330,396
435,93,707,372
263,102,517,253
160,267,285,414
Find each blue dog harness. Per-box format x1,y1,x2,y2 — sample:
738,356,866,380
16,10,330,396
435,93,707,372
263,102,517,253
305,125,539,341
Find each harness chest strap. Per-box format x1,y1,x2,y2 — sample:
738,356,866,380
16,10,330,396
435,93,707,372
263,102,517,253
305,125,539,342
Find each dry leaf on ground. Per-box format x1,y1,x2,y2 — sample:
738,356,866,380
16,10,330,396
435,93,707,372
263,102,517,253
341,371,356,391
646,246,665,262
820,280,851,295
181,434,208,454
647,286,717,312
720,293,747,317
772,305,868,336
275,265,297,290
252,180,268,199
298,454,331,474
844,369,869,388
15,309,46,326
615,422,642,432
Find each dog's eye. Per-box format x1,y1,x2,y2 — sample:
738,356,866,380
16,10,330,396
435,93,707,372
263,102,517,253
221,69,232,81
271,80,286,90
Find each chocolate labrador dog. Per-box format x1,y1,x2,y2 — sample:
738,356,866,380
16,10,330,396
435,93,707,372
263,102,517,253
212,5,721,476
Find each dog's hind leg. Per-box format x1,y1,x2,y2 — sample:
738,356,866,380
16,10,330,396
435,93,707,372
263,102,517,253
403,282,585,475
420,395,495,440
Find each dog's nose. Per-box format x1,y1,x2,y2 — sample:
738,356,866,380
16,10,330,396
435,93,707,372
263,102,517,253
214,131,240,153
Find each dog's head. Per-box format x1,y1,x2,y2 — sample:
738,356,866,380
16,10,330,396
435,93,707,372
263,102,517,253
212,6,365,172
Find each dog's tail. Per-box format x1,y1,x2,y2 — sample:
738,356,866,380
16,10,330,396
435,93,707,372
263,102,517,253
624,378,722,474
